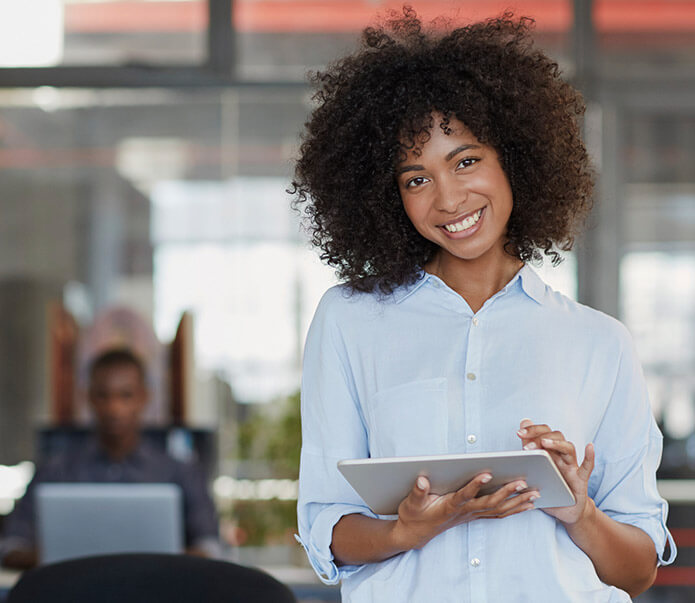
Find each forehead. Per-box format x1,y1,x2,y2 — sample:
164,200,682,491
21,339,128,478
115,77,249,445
398,116,480,162
91,363,143,387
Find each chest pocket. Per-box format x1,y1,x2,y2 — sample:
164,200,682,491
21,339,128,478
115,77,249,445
367,378,448,457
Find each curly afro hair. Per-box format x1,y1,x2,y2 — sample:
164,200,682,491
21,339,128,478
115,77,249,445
291,7,594,294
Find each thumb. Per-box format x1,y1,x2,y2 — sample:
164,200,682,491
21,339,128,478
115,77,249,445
408,475,430,509
578,443,595,482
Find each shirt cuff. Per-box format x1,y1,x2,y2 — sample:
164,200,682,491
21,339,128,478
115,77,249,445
297,503,377,585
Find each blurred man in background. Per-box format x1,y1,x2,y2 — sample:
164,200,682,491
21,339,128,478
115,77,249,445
0,348,219,569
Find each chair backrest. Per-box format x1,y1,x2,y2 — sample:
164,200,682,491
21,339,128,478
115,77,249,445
7,553,297,603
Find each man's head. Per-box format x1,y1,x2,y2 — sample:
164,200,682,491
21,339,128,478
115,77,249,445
87,349,149,444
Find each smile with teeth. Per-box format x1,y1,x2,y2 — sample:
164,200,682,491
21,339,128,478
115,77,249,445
442,209,483,232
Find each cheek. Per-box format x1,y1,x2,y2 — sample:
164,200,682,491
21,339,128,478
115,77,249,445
401,195,427,223
497,174,514,209
400,198,415,223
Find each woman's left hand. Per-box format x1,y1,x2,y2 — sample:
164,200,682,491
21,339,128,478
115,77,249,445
516,418,595,525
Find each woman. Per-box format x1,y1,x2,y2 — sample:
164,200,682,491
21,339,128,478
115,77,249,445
292,10,675,602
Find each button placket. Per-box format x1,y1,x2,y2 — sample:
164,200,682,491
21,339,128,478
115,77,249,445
464,310,483,453
465,311,487,603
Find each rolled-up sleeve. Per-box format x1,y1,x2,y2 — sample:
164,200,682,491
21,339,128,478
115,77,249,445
590,431,676,565
590,324,676,565
297,452,377,584
296,289,376,584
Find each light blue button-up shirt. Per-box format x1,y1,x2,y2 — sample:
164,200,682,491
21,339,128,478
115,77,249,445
297,265,675,603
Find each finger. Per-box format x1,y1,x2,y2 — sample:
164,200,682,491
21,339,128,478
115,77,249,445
476,490,540,518
452,472,491,506
473,479,528,510
404,475,430,510
577,443,595,482
518,425,554,439
539,437,576,461
521,429,564,450
495,499,536,518
517,424,552,446
481,502,537,519
519,418,534,429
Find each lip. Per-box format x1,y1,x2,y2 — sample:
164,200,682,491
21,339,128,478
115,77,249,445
438,206,486,239
440,207,484,228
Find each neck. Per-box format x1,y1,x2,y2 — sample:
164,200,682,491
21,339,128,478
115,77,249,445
98,431,140,461
425,249,523,313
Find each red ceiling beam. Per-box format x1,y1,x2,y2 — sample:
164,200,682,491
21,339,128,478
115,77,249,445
65,1,208,33
595,0,695,31
64,1,570,33
61,0,695,34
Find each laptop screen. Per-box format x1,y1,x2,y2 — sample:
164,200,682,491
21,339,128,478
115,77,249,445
36,483,183,564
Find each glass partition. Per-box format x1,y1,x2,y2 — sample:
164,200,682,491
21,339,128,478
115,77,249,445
234,0,573,80
596,0,695,74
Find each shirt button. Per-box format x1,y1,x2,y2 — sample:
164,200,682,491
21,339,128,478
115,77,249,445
466,372,476,381
470,558,481,567
467,434,477,444
472,317,479,326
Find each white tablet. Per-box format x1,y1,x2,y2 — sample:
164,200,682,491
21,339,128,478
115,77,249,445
338,450,575,515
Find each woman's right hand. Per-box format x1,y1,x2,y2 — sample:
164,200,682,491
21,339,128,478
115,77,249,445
392,473,539,550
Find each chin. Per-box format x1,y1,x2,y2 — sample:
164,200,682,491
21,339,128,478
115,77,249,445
101,426,130,437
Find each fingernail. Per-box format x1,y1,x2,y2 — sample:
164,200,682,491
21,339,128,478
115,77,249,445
417,476,427,490
515,481,527,491
480,474,492,484
529,493,540,501
523,442,537,450
541,438,553,446
517,429,527,437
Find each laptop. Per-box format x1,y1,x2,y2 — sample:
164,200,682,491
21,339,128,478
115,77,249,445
36,483,184,564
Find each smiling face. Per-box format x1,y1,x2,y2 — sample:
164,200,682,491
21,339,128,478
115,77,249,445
396,115,514,272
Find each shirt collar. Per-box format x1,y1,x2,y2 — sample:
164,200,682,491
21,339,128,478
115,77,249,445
391,271,430,304
517,264,546,305
392,263,546,305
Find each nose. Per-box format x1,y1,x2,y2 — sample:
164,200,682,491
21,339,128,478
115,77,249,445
434,177,468,213
103,395,129,416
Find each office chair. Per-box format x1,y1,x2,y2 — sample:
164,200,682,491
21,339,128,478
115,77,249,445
7,553,297,603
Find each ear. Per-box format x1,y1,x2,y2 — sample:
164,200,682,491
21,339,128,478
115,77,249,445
136,384,151,411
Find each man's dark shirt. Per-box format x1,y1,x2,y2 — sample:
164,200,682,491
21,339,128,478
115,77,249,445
1,439,219,555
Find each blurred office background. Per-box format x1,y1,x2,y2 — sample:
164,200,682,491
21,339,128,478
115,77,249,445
0,0,693,600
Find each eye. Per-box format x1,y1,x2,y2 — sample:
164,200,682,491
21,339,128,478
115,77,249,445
457,157,479,169
405,176,430,189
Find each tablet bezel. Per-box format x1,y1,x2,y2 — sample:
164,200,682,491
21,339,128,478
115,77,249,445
337,450,575,515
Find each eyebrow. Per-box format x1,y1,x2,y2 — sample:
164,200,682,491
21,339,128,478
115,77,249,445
445,144,481,161
395,144,482,176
